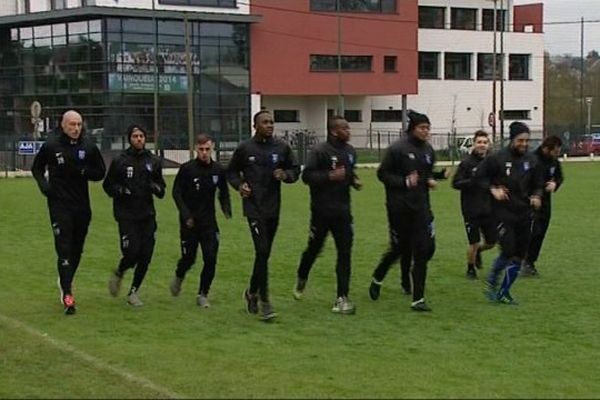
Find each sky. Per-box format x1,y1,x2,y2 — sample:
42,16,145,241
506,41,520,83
515,0,600,55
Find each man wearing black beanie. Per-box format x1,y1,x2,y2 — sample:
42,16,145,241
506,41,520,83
103,124,166,306
369,110,440,312
475,121,544,304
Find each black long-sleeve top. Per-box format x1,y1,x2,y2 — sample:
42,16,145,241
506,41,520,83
227,135,299,219
475,146,544,219
173,158,231,228
32,130,106,211
302,137,358,218
102,147,165,221
533,146,564,216
452,152,493,219
377,135,435,212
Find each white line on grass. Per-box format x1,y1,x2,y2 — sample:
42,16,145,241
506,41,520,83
0,312,185,399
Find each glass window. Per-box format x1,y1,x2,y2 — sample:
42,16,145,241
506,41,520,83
34,25,52,38
372,110,402,122
445,53,471,80
52,0,66,9
158,0,236,6
274,110,300,123
89,20,102,33
419,52,439,79
451,8,476,30
384,55,397,72
68,21,88,35
53,23,66,36
509,54,530,80
310,0,395,13
482,9,506,31
477,53,503,80
502,110,530,120
419,6,445,29
29,0,51,12
310,55,372,72
344,110,362,122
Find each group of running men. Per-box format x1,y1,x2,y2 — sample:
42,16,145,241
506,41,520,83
32,109,563,320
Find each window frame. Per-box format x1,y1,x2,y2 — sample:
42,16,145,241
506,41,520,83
444,52,472,80
419,52,440,79
273,109,300,123
509,54,530,81
450,7,477,31
418,6,445,29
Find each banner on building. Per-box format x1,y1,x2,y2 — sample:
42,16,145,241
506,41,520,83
108,73,188,93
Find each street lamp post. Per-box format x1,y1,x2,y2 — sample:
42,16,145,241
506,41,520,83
492,0,498,143
586,97,593,135
336,0,344,116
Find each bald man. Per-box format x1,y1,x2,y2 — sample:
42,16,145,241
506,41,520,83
32,110,106,315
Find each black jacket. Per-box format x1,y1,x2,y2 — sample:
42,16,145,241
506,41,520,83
227,135,299,219
377,135,435,212
475,146,544,219
32,129,106,211
102,147,165,221
452,152,493,219
173,158,231,228
533,146,564,216
302,137,358,218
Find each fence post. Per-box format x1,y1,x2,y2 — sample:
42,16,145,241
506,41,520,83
377,132,381,161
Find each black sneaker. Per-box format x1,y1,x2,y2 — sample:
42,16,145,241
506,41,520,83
521,263,539,278
243,288,259,315
170,276,183,296
497,292,519,305
411,298,432,312
475,248,483,269
260,302,277,321
401,281,412,296
466,268,477,280
368,279,382,301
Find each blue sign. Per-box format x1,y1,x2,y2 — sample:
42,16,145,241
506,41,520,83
18,141,44,155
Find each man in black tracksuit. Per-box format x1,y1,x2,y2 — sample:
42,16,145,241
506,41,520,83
170,134,231,308
476,122,544,304
522,135,564,277
227,111,300,321
32,110,106,315
452,130,498,279
103,125,165,306
293,116,361,315
368,111,437,312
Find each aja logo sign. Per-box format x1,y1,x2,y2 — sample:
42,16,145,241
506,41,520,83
18,141,44,155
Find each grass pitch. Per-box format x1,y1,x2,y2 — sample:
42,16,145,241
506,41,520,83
1,163,599,398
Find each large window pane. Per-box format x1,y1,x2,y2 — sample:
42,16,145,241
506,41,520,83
158,0,236,6
419,52,439,79
451,8,476,30
482,9,506,32
509,54,530,80
310,55,372,72
477,53,502,80
310,0,395,13
419,6,445,29
445,53,471,80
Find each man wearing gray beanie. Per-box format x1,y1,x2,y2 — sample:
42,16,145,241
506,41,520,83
475,121,544,304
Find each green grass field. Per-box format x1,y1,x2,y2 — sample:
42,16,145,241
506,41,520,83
1,163,599,398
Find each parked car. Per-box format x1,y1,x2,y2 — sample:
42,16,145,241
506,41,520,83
569,134,600,156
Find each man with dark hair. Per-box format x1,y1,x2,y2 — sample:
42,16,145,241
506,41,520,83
452,130,497,279
522,135,564,277
368,111,439,312
32,110,106,315
104,124,165,306
476,121,544,304
170,134,231,308
227,111,299,321
293,116,361,314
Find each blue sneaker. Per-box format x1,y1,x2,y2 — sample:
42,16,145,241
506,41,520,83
497,293,519,306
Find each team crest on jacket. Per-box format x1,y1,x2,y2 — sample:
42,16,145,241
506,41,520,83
212,175,219,185
145,162,152,172
55,152,64,165
505,162,512,176
271,153,279,165
78,150,86,160
523,161,530,171
348,154,354,165
425,154,432,165
549,166,556,176
248,155,256,162
408,153,415,159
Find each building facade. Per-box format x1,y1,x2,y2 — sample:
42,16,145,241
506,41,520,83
0,0,256,152
251,0,544,149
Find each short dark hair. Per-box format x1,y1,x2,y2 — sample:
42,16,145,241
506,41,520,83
473,130,488,140
327,115,345,135
542,135,562,150
253,110,271,125
196,133,213,145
